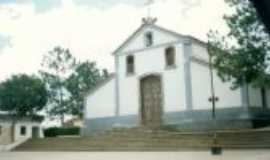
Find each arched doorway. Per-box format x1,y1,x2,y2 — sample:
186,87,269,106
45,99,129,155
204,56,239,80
140,74,163,128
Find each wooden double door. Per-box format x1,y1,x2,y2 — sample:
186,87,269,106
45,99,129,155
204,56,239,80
140,75,163,128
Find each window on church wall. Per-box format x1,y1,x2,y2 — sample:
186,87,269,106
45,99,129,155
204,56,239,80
126,55,135,75
145,32,153,47
165,47,176,67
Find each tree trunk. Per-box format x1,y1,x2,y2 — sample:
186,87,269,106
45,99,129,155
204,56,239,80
59,78,65,126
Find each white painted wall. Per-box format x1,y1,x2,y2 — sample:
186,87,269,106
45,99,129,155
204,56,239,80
85,78,116,118
0,122,12,145
191,62,212,109
122,25,179,53
14,121,43,141
191,42,209,62
118,41,186,116
248,86,262,107
0,121,43,146
213,69,242,108
191,42,242,110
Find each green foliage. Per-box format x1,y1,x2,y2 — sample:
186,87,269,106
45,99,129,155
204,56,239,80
0,74,48,117
44,127,80,137
208,0,270,88
40,46,76,124
65,61,103,117
40,46,107,122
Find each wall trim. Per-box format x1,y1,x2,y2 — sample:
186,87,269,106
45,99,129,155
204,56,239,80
119,40,183,56
83,96,87,130
241,83,250,108
191,56,209,67
115,56,120,117
183,40,193,111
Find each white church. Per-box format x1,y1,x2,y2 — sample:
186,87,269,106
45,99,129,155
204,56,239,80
82,18,270,134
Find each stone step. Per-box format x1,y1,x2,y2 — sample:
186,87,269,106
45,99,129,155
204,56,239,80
14,129,270,151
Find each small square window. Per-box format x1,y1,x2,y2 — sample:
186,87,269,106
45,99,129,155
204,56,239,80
20,126,26,135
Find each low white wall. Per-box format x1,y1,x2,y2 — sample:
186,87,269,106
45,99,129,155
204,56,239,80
85,78,116,119
0,122,12,145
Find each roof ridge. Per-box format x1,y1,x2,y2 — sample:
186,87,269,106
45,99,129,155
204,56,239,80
84,73,116,97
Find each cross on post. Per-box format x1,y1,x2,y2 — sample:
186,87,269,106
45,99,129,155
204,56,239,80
142,0,157,24
145,0,155,18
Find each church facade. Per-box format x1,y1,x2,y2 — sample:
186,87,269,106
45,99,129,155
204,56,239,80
82,19,270,134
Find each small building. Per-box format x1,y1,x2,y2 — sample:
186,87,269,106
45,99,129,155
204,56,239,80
0,114,44,150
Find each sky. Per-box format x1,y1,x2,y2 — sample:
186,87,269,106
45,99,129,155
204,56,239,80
0,0,231,81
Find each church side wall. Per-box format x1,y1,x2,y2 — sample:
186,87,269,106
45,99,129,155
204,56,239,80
191,43,242,110
248,86,262,107
213,69,242,108
85,78,116,119
190,62,212,109
118,42,186,116
266,89,270,108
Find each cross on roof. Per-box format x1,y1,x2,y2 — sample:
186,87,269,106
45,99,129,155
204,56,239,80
142,0,157,24
145,0,154,18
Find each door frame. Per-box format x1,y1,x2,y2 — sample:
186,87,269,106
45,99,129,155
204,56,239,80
138,72,165,127
31,126,40,139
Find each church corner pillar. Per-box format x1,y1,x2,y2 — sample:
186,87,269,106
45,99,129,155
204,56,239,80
183,39,193,111
241,82,250,108
114,55,120,117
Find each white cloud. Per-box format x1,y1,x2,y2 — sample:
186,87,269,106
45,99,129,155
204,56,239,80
0,0,231,81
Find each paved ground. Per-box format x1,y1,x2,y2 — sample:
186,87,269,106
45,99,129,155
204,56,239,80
1,150,270,160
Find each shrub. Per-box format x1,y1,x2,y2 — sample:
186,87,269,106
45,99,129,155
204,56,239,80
44,127,80,137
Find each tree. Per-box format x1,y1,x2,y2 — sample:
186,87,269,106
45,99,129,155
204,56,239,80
208,0,270,89
65,61,104,117
40,46,76,125
0,74,48,141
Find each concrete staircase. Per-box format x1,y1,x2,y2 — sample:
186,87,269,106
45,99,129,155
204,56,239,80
14,128,270,151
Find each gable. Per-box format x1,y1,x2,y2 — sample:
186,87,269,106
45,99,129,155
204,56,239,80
113,24,186,55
